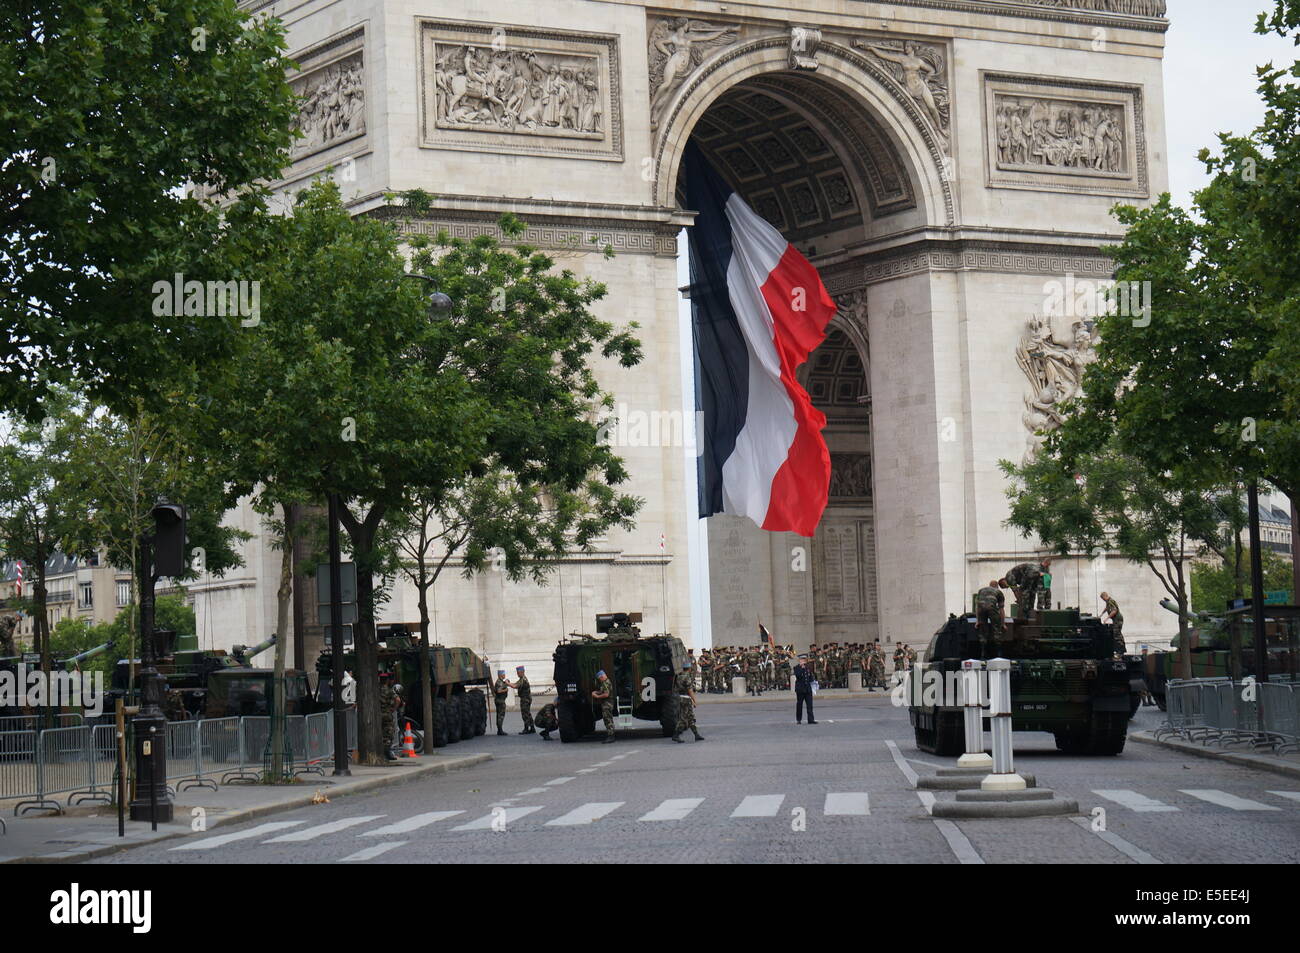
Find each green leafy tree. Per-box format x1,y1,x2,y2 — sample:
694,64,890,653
1192,549,1294,615
1,0,299,417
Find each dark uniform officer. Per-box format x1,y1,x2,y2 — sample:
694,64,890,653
793,655,817,724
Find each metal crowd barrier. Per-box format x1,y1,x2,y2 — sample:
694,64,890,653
0,713,84,733
1156,677,1300,753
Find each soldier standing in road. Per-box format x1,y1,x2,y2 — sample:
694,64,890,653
593,668,616,743
977,580,1006,637
509,665,534,734
672,660,705,743
1100,592,1125,656
793,654,817,724
868,642,886,690
534,702,559,740
493,668,510,736
905,644,917,669
893,644,906,676
379,673,399,760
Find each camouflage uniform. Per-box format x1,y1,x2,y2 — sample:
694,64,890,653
868,648,886,689
514,672,534,733
1104,597,1125,655
534,702,558,740
976,584,1006,636
493,676,510,734
379,682,399,752
594,674,615,742
672,669,703,741
1003,562,1045,617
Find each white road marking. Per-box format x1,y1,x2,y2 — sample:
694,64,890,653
546,802,625,826
609,754,628,760
933,818,984,864
264,815,386,843
170,821,304,850
639,798,704,821
515,788,549,796
1093,790,1180,813
591,761,614,767
451,806,543,831
1267,791,1300,804
360,811,463,836
576,768,597,774
915,791,936,815
885,740,918,787
824,793,871,815
339,841,407,862
731,795,785,818
544,776,575,785
1179,789,1281,811
1070,816,1162,865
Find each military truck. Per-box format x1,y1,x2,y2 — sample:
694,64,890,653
315,626,491,748
908,602,1131,756
1143,600,1300,709
551,612,687,742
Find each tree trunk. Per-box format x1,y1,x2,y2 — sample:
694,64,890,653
339,504,385,765
417,548,434,755
270,502,294,778
1176,584,1192,682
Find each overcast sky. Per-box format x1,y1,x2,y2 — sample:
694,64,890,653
1165,0,1297,208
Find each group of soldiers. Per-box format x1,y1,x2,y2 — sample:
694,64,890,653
693,640,917,693
974,558,1126,655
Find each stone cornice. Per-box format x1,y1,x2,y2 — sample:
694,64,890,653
854,0,1168,33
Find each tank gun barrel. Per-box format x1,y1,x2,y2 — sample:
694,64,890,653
232,634,278,664
1158,598,1208,623
61,640,116,669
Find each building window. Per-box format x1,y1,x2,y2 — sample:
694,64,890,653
80,583,93,608
116,581,131,607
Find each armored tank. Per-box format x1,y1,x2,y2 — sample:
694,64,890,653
908,602,1131,756
551,612,687,742
315,627,491,748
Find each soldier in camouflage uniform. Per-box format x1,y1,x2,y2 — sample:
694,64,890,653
868,643,886,690
593,669,616,743
379,673,400,760
492,669,510,736
534,702,559,740
671,660,704,743
509,665,534,734
976,580,1006,637
1100,592,1125,656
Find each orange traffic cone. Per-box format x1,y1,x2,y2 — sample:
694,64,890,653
402,721,418,758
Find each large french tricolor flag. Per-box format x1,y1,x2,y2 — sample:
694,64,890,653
685,142,835,538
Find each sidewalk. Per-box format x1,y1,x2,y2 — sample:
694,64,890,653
1129,730,1300,781
0,751,490,864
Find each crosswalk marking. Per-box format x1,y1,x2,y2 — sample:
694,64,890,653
544,777,575,786
1094,790,1180,813
824,793,871,816
731,795,785,818
451,806,543,831
546,802,625,826
265,815,387,842
1267,791,1300,804
339,842,407,862
576,768,597,774
591,761,614,767
360,811,463,836
515,788,549,796
639,798,704,821
1179,790,1281,811
171,821,304,850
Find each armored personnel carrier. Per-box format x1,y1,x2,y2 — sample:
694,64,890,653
315,627,491,748
551,612,687,742
908,602,1131,756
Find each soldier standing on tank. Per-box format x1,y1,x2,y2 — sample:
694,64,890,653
593,669,615,743
672,660,705,743
976,580,1006,637
492,669,510,736
534,702,559,740
1100,592,1125,656
379,673,399,760
1000,558,1051,620
509,665,534,734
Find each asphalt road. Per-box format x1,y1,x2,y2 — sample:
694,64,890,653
92,694,1300,864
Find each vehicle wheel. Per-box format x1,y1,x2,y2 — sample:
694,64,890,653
557,700,579,743
1054,731,1087,754
659,693,679,738
459,693,475,740
933,712,964,756
446,696,463,744
469,691,487,736
913,724,936,754
430,698,450,748
1086,711,1127,756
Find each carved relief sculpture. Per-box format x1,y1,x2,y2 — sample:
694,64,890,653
788,27,823,71
291,53,365,159
648,17,739,130
1015,314,1098,462
433,45,604,137
853,40,950,140
995,95,1125,174
829,453,873,500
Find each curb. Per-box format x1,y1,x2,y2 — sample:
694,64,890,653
1128,732,1300,781
5,752,492,864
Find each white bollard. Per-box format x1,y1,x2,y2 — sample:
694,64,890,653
957,659,993,770
848,671,863,692
981,658,1026,791
731,676,747,697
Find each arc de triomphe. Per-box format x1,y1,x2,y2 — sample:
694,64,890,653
216,0,1176,665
